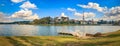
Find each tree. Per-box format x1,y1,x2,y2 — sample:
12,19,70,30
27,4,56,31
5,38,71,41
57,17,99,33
32,16,53,24
33,19,40,24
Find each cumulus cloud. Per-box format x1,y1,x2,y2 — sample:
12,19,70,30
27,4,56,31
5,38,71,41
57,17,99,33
74,12,95,19
24,14,39,20
105,6,120,16
0,12,13,22
93,18,100,21
10,9,39,20
60,12,68,17
77,2,107,12
76,2,120,21
66,7,96,20
67,8,76,12
20,1,37,9
9,1,39,21
10,9,32,18
103,6,120,20
11,0,24,3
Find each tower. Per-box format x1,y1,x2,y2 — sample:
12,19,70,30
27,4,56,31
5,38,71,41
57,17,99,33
83,11,85,21
82,11,85,24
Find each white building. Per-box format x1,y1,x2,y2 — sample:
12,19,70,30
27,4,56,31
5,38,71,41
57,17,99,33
55,13,69,22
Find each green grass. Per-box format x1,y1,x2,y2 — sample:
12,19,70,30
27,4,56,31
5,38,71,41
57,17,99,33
5,37,26,46
0,30,120,46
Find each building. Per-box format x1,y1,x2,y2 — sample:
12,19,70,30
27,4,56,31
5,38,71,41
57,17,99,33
80,20,87,24
87,19,98,24
54,13,69,23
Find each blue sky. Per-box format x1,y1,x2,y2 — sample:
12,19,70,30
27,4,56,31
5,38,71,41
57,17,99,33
0,0,120,22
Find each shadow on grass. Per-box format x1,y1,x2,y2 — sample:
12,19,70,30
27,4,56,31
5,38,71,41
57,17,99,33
95,40,120,46
5,37,26,46
106,34,120,37
17,36,60,46
62,40,120,46
62,41,96,46
16,36,41,46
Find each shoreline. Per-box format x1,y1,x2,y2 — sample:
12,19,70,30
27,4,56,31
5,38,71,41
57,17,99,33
0,24,120,26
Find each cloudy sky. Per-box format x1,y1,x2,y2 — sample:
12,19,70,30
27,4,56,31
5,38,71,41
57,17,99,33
0,0,120,22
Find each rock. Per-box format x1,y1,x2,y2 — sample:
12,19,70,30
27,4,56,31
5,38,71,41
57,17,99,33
72,31,81,37
86,33,94,37
93,32,102,37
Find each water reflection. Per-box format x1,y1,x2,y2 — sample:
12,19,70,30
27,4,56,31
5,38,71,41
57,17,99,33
0,25,120,36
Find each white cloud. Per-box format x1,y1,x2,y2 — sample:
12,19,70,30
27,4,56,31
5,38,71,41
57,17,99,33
93,18,100,21
11,9,32,18
24,14,39,20
20,1,37,9
76,2,120,21
103,6,120,20
0,12,13,22
74,12,95,18
77,2,120,21
67,8,76,12
10,1,39,21
11,0,24,3
60,13,68,17
77,2,107,12
74,12,82,16
10,9,39,20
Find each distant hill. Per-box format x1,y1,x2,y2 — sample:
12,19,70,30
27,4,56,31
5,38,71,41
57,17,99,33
0,21,31,24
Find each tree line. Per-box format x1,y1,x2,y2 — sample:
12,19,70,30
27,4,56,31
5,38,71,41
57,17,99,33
32,16,71,25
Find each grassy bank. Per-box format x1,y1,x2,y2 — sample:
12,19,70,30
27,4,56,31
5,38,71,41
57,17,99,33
0,30,120,46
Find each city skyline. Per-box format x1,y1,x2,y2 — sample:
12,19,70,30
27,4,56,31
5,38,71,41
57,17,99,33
0,0,120,22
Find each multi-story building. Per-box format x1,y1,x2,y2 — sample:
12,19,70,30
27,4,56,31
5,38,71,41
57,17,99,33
54,13,69,23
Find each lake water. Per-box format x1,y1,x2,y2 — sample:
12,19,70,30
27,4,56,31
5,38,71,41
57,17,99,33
0,24,120,36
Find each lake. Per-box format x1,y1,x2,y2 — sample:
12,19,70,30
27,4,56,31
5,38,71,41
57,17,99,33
0,24,120,36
